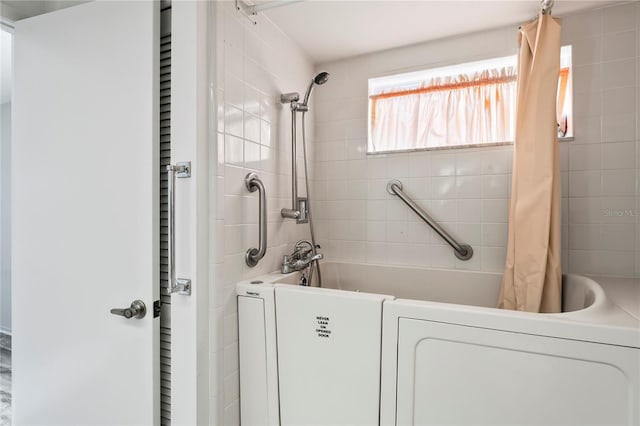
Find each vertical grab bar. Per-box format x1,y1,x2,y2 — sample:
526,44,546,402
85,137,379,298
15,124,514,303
245,173,267,267
167,162,192,295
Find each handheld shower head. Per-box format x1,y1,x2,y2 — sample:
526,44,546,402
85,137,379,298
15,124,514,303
302,71,330,106
314,71,330,85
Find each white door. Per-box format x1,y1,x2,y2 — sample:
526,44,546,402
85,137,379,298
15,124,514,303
12,1,159,424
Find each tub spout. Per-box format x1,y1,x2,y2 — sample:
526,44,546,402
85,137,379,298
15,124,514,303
281,242,323,274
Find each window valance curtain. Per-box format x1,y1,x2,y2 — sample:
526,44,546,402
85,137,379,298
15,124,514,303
369,67,517,151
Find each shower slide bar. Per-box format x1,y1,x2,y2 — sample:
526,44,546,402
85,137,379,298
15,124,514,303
387,180,473,261
167,162,192,295
245,173,267,267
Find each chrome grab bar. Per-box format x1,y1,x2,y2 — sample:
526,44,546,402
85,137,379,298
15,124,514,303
246,173,267,267
387,180,473,261
167,162,192,295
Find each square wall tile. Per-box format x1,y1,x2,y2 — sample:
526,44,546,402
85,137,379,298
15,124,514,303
405,177,431,199
602,113,637,143
569,170,601,197
568,223,600,250
569,197,601,224
457,199,482,223
602,169,636,196
387,155,410,178
602,30,636,62
367,221,387,242
225,75,244,109
569,144,601,170
600,223,637,251
367,156,387,179
603,2,636,33
430,199,456,223
482,246,507,272
431,153,457,176
602,141,636,169
224,105,244,138
386,221,409,243
432,176,457,199
482,223,508,247
573,36,602,66
407,221,432,244
456,222,481,245
456,176,483,199
386,199,410,222
601,58,636,89
366,242,389,264
574,91,602,118
572,63,601,94
481,174,509,198
482,199,509,223
244,141,260,169
225,134,243,166
602,87,636,117
409,152,431,177
563,9,602,42
481,149,512,175
456,152,483,176
431,244,455,269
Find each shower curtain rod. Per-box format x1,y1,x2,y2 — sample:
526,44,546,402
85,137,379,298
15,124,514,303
236,0,304,24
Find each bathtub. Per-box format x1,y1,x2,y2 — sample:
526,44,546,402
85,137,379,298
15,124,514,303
236,262,640,426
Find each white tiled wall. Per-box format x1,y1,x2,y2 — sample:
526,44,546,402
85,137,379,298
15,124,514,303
313,1,639,279
210,2,315,424
562,2,640,277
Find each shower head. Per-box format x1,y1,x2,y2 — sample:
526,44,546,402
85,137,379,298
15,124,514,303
314,71,330,85
302,71,330,106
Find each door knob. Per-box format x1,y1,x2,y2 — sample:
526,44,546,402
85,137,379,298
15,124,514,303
110,300,146,319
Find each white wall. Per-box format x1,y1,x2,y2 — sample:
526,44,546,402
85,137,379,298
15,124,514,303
210,2,315,424
1,101,10,333
313,1,640,279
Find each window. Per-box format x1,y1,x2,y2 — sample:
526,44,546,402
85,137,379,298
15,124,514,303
368,46,573,153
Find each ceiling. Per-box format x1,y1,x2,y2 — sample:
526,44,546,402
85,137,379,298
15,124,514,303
0,1,85,21
0,0,624,103
262,0,622,64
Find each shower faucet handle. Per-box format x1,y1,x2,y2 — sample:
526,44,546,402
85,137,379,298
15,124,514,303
110,300,146,319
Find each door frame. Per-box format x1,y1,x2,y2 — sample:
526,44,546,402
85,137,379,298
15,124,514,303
169,2,211,424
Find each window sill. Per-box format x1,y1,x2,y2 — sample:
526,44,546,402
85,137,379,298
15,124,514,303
367,136,574,155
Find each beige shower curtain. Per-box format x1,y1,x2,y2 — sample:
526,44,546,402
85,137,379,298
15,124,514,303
498,14,562,313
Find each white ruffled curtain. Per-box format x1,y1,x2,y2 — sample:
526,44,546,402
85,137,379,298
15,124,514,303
370,67,517,151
